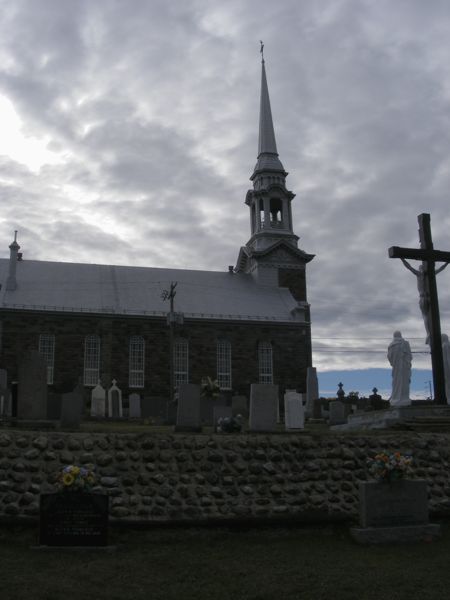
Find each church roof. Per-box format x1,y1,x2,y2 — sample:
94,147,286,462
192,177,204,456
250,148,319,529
0,258,301,322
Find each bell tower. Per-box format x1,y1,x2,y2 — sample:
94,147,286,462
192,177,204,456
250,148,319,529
235,51,314,307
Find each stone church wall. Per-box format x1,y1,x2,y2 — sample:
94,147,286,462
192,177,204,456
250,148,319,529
0,430,449,523
0,311,310,400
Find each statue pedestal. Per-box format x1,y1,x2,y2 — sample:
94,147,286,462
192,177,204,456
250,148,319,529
331,404,450,431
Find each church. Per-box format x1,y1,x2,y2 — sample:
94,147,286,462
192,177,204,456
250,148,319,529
0,57,314,407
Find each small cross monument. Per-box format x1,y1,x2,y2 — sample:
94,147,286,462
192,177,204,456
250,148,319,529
389,213,450,404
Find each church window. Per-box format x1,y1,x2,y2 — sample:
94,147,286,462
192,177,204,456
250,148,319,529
258,341,273,384
39,334,55,385
84,335,101,386
217,340,232,389
259,198,265,224
129,336,145,388
174,338,189,387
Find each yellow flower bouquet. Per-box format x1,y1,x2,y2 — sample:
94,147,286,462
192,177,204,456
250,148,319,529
58,465,96,492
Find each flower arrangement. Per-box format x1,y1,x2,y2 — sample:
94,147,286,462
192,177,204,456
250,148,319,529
367,452,413,483
217,415,243,433
201,376,220,400
58,465,96,492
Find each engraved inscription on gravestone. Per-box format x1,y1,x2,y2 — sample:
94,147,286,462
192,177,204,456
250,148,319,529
359,480,429,528
39,493,109,546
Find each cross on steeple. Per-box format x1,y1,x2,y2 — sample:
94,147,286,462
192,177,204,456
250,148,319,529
389,213,450,404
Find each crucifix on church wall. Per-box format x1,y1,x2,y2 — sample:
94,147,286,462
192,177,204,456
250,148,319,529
389,213,450,405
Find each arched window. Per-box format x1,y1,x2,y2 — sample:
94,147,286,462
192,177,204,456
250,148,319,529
174,338,189,388
84,335,101,386
39,334,55,385
258,341,273,384
217,340,232,389
129,336,145,388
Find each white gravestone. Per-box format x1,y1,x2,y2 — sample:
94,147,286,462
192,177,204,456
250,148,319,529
284,391,305,430
306,367,319,418
249,384,278,432
108,380,123,418
176,384,201,431
329,401,347,426
128,393,141,418
90,381,106,417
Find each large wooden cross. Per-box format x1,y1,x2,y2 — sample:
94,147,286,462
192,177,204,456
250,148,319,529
389,213,450,404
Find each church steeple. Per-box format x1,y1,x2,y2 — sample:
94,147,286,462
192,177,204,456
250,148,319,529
235,49,314,291
253,53,285,176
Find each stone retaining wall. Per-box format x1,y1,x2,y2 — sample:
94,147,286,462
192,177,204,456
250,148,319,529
1,430,450,523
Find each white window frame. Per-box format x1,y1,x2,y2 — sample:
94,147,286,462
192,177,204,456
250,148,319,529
84,334,101,386
39,334,55,385
217,339,232,389
174,338,189,388
129,335,145,388
258,341,273,384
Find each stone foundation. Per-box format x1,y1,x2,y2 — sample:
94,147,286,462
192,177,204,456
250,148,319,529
1,430,450,523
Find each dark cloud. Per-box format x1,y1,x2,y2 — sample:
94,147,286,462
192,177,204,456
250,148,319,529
0,0,449,376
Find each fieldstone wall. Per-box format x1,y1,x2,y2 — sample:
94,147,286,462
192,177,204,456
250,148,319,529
1,430,450,523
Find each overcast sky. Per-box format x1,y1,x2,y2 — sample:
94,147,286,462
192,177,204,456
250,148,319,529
0,0,449,377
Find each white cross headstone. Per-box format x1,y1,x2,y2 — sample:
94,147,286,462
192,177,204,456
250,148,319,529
108,379,123,418
90,381,106,417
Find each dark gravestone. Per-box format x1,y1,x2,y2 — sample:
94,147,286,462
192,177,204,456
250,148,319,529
60,387,84,429
249,384,278,432
47,393,62,420
359,480,428,528
39,493,109,547
176,384,201,432
18,350,47,420
11,382,18,418
128,393,141,418
0,369,9,416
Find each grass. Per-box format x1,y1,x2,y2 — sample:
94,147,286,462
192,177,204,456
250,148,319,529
1,521,450,600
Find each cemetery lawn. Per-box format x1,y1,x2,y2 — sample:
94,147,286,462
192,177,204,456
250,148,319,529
1,522,450,600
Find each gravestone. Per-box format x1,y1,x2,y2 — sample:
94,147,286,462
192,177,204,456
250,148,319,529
0,369,9,416
351,480,441,544
176,383,201,432
39,493,109,547
329,400,347,426
284,391,305,430
60,385,84,429
249,384,278,432
128,393,141,418
17,350,48,420
107,380,123,418
90,382,106,417
47,393,62,420
232,395,248,418
305,367,319,418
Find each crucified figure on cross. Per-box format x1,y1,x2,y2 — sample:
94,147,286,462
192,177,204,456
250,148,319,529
400,259,448,345
389,213,450,404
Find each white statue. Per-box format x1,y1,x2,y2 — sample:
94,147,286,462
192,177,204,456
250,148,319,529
442,334,450,402
387,331,412,406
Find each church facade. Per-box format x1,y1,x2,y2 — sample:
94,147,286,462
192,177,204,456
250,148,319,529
0,58,314,407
